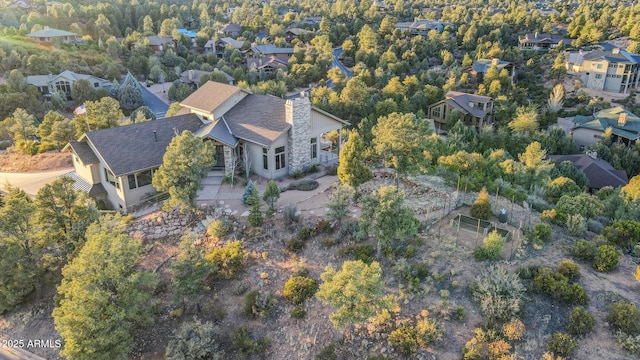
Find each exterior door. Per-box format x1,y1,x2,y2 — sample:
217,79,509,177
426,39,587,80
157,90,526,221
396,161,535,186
214,145,224,168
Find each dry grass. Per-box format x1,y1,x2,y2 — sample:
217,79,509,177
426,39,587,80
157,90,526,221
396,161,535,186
0,149,72,172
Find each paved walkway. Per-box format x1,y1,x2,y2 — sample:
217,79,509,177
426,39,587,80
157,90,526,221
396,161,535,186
0,168,73,196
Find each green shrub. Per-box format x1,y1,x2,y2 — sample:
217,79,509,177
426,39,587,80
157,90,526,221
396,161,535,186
557,259,580,280
530,223,552,243
315,344,337,360
315,220,332,234
533,267,589,305
616,332,640,355
165,321,222,360
336,244,374,263
593,245,621,272
207,218,231,239
292,179,319,191
571,240,596,261
566,307,595,336
471,266,526,324
297,227,314,241
603,220,640,249
291,306,306,319
285,237,306,253
204,240,244,279
230,327,270,354
321,237,337,247
607,301,640,335
474,231,504,261
566,214,586,236
283,205,299,225
243,290,276,318
389,324,418,354
283,276,318,305
547,332,577,358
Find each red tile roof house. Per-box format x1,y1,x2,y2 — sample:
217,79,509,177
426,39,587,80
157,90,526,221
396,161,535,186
64,82,348,212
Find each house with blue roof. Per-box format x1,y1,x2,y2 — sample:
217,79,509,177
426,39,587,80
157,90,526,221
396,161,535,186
572,107,640,147
567,47,640,93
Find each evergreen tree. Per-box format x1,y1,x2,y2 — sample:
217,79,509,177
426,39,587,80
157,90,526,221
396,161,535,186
247,193,263,227
53,215,158,360
262,180,280,217
153,131,215,212
338,130,372,190
316,260,396,329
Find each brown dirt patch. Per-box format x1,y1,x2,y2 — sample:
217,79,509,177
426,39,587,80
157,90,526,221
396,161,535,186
0,150,72,172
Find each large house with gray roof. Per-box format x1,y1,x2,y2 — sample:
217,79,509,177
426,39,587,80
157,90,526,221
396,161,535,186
64,81,348,212
571,107,640,147
26,26,79,44
427,91,494,132
566,47,640,93
26,70,111,98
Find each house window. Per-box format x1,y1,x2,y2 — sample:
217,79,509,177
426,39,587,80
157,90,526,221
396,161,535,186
597,64,603,70
432,107,441,118
54,80,72,95
595,74,603,79
310,138,317,159
94,82,99,87
127,169,154,190
275,146,285,170
262,148,268,170
104,168,119,189
128,174,137,189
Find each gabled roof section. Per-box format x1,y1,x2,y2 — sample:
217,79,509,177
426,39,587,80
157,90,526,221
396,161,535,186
217,37,245,48
180,81,249,114
222,94,290,147
84,114,203,176
250,44,295,55
472,59,512,73
63,171,107,196
146,36,173,46
194,119,238,147
27,27,78,38
444,91,492,118
519,33,567,44
574,107,640,141
247,56,289,70
68,141,99,164
548,154,629,189
26,71,109,87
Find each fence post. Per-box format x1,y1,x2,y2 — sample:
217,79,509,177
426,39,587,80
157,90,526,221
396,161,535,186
476,218,481,243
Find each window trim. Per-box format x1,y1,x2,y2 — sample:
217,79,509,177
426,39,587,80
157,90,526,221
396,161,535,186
275,146,286,170
310,137,317,159
262,147,268,170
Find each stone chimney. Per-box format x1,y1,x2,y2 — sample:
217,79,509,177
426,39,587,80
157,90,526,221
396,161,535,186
188,70,194,81
618,112,627,126
534,32,538,38
491,58,500,66
285,96,312,175
612,47,620,55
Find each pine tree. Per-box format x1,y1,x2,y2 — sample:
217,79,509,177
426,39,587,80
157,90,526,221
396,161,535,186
247,193,263,227
338,130,372,190
262,180,280,217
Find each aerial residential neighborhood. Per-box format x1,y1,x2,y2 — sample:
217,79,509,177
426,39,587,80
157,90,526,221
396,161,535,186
1,0,640,359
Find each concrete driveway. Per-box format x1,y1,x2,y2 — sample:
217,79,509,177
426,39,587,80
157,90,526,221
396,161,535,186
0,168,73,197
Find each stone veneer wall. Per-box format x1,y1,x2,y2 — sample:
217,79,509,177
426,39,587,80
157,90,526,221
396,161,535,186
285,96,311,175
223,145,234,177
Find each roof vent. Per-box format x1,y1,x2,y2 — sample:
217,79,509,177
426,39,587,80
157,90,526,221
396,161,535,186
469,102,474,108
618,112,627,126
153,130,158,142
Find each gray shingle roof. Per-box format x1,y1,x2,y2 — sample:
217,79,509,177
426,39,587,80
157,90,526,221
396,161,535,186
180,81,247,114
68,141,99,164
27,27,78,38
85,114,203,176
194,119,238,147
445,91,492,119
222,94,290,146
63,171,107,196
548,155,629,189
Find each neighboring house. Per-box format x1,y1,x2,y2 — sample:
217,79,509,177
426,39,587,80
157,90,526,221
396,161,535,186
179,69,235,88
548,154,629,189
572,107,640,147
65,82,348,212
302,16,322,26
566,47,640,94
177,28,197,45
145,36,174,53
285,28,311,42
245,44,294,60
26,70,111,98
427,91,494,131
26,26,79,44
204,37,245,57
518,32,568,52
394,19,454,35
217,23,241,37
469,58,515,82
536,8,560,16
246,56,288,74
